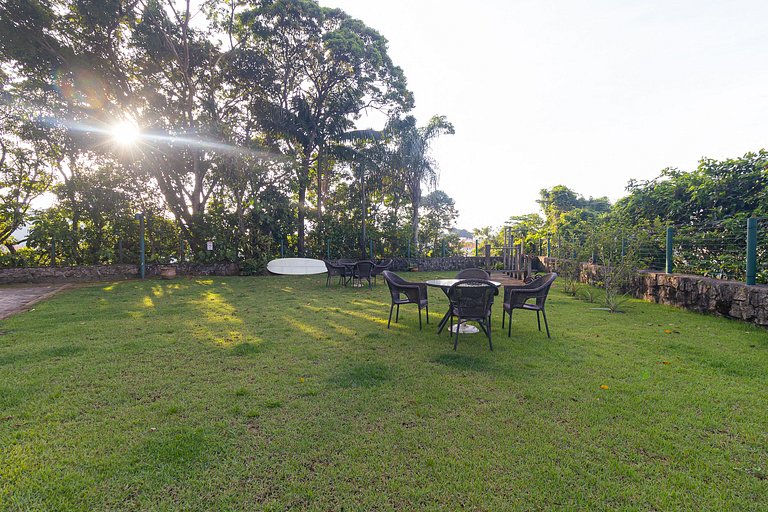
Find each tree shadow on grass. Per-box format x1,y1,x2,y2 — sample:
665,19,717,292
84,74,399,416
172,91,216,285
0,344,84,368
330,362,392,388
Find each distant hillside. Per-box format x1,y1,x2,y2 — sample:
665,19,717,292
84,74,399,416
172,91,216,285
451,228,473,238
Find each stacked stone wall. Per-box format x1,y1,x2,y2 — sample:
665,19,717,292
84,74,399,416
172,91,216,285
0,262,240,285
540,256,768,326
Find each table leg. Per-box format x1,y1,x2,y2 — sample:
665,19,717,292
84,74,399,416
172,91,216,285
436,308,452,334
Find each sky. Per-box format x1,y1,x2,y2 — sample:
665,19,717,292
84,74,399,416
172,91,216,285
319,0,768,231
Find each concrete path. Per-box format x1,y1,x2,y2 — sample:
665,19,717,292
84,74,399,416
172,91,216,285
0,284,72,320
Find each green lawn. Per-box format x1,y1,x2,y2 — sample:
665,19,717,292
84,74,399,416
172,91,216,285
1,273,767,510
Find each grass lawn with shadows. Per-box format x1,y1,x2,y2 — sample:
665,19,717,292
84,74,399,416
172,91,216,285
1,272,767,510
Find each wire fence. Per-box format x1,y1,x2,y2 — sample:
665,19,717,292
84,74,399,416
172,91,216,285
540,218,766,285
6,217,767,285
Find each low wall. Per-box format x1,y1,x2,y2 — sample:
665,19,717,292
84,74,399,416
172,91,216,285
390,256,504,272
636,272,768,326
0,262,240,285
540,256,768,326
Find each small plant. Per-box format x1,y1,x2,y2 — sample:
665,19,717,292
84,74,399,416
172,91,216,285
578,285,597,303
559,259,580,296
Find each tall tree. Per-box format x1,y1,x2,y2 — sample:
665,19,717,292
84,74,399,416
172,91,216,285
387,114,454,252
236,0,413,255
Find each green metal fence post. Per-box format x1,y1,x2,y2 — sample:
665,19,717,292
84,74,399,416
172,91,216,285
135,212,145,279
665,226,674,274
546,236,551,258
746,217,757,285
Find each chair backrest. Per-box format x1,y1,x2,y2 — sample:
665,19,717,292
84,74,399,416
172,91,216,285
372,259,393,276
354,260,375,277
448,279,496,319
324,260,342,273
455,268,490,279
505,273,557,307
534,273,557,307
381,270,410,300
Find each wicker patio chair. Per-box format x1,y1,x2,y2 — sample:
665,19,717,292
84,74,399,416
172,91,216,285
323,260,349,287
447,279,497,351
372,259,393,285
352,260,375,288
501,273,557,338
455,268,490,279
382,270,429,330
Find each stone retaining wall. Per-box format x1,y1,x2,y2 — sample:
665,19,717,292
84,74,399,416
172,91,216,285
540,256,768,326
0,262,240,285
389,256,504,272
0,257,500,285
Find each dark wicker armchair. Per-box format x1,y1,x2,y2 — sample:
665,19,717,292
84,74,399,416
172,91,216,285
382,270,429,330
372,259,393,285
502,273,557,338
352,260,375,288
447,279,497,351
455,268,490,279
324,260,350,287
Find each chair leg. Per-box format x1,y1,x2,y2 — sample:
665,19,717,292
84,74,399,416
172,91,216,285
501,309,505,328
388,304,394,328
487,319,493,351
537,310,541,331
395,303,400,323
507,310,512,337
426,304,429,324
453,316,461,350
418,306,422,330
542,309,550,338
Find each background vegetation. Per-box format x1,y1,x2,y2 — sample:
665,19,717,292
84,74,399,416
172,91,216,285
0,0,461,268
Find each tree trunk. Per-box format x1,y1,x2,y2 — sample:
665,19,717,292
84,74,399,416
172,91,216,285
410,184,421,254
316,150,324,240
297,184,306,257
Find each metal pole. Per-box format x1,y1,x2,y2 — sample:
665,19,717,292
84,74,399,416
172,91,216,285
369,238,373,260
475,239,478,257
326,239,330,260
280,233,284,257
546,235,551,258
136,213,145,279
51,239,55,267
746,217,757,285
665,226,674,274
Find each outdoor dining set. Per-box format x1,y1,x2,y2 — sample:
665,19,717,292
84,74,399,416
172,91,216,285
322,259,557,351
323,259,393,288
381,268,557,351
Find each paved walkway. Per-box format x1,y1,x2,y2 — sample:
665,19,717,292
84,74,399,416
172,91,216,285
0,284,71,320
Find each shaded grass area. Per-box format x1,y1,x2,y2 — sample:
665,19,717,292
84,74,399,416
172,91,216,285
1,273,767,510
